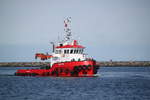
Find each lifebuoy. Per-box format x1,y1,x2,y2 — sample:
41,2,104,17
87,65,92,70
82,65,87,70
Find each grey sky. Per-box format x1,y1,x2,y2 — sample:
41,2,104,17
0,0,150,62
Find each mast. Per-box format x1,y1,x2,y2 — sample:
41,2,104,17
64,17,72,41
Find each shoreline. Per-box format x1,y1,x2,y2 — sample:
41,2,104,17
0,61,150,67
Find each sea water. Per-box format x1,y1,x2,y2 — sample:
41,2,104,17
0,67,150,100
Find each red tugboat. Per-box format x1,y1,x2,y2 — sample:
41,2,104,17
15,17,99,77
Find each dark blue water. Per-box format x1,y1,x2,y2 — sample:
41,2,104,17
0,67,150,100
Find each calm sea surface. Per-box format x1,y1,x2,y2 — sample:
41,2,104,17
0,67,150,100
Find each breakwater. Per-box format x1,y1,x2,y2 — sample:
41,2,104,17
97,61,150,67
0,61,150,67
0,62,49,67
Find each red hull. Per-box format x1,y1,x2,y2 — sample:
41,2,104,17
15,60,99,77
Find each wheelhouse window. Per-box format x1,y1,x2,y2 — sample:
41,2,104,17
64,50,67,54
76,49,79,54
67,50,69,54
70,49,73,54
55,49,62,54
74,49,76,54
59,50,61,54
81,49,83,53
63,49,84,54
55,50,58,54
79,49,81,54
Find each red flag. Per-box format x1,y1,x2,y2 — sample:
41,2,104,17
64,20,67,27
65,23,67,27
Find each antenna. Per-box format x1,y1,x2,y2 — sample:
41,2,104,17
50,42,55,52
57,35,60,43
64,17,72,41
